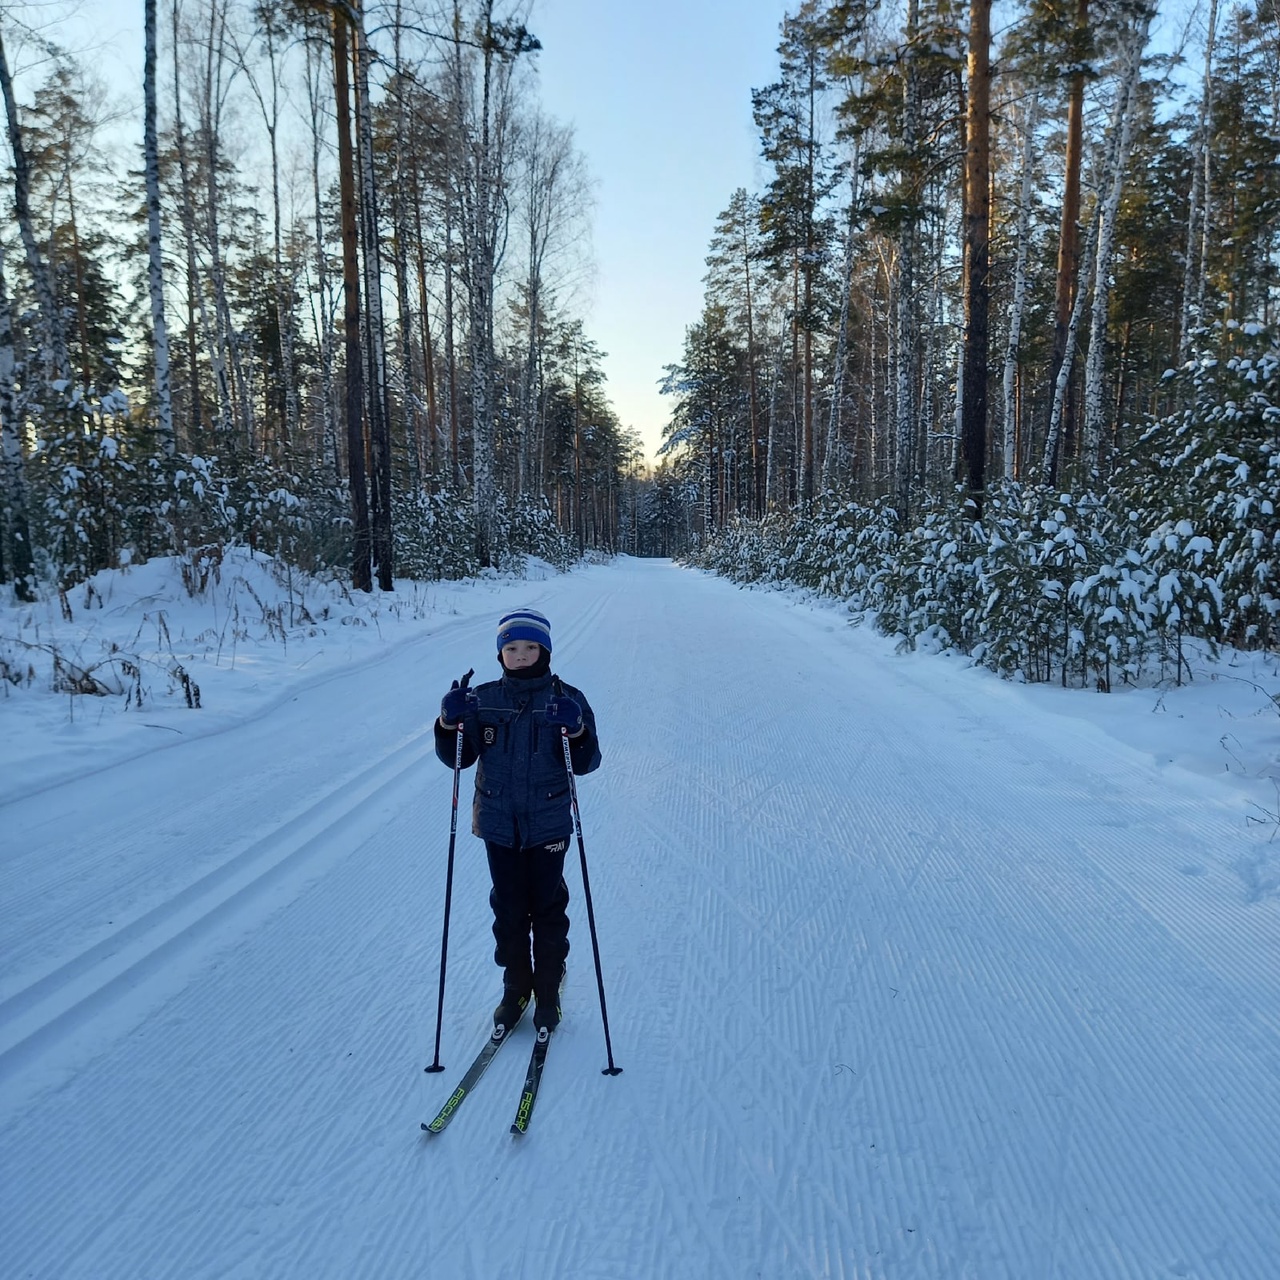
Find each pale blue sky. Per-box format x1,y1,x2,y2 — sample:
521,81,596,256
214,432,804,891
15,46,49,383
24,0,792,459
530,0,794,456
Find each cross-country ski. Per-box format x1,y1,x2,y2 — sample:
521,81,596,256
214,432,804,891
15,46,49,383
422,1010,526,1136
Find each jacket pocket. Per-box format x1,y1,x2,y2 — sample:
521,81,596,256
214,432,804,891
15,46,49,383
476,708,513,752
474,780,506,818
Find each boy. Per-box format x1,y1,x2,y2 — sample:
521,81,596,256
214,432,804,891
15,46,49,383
435,607,602,1036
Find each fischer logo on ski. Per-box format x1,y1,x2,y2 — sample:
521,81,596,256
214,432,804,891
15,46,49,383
510,1026,552,1136
422,1011,525,1135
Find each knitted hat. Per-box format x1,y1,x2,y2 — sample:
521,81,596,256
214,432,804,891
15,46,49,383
496,607,552,653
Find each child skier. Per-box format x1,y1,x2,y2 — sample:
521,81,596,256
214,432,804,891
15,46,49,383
435,607,602,1037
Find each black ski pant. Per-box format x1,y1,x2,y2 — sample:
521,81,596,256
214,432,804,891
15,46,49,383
485,838,570,1003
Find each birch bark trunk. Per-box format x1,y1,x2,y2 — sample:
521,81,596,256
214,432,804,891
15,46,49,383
1177,0,1218,363
304,34,338,474
1045,0,1089,479
894,0,921,523
238,11,299,449
0,240,35,599
822,170,858,492
1045,8,1151,479
144,0,175,455
960,0,992,512
0,27,71,385
1001,88,1039,479
1082,9,1153,472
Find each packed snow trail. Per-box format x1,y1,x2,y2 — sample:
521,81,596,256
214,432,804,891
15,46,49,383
1,558,1277,1280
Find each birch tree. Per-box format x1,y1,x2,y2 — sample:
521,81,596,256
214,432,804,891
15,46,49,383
1082,5,1154,473
234,3,299,448
959,0,992,511
170,0,225,441
145,0,175,455
1044,0,1090,474
195,0,254,448
514,110,584,498
1000,87,1039,479
823,167,858,491
1177,0,1218,362
0,239,35,600
1044,6,1152,479
895,0,922,521
301,23,338,473
451,1,538,563
0,24,71,387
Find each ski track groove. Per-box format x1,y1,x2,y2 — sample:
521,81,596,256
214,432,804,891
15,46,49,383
0,730,442,1096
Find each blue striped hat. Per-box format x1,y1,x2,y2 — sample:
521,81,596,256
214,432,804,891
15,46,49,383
496,607,552,653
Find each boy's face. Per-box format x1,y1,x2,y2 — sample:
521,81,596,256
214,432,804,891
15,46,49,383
500,640,543,670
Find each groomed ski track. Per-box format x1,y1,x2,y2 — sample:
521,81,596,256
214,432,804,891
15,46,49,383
1,558,1277,1279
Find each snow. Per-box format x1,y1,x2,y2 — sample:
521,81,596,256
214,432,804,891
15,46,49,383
2,554,1279,1279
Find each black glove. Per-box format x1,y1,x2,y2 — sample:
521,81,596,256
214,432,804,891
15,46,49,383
440,669,474,726
544,694,583,735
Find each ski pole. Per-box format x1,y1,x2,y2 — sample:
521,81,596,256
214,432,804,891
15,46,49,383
426,669,472,1074
555,688,622,1076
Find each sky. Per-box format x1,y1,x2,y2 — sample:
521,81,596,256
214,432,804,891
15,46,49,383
3,549,1279,1275
15,0,795,462
528,0,795,458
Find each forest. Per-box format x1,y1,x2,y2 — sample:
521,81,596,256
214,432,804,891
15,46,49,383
0,0,1277,686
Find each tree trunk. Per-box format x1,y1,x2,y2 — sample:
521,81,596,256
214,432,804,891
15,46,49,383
799,44,818,504
304,31,338,474
1001,87,1039,480
738,201,762,516
0,240,35,600
200,0,253,450
823,167,858,491
960,0,992,513
172,0,219,441
1042,207,1099,480
1045,0,1089,481
389,11,424,493
0,26,71,385
263,33,298,447
413,212,441,488
234,9,298,451
443,196,460,486
331,9,372,592
459,0,501,565
1082,11,1152,474
1178,0,1218,363
352,8,393,590
65,179,95,389
894,0,921,523
144,0,175,455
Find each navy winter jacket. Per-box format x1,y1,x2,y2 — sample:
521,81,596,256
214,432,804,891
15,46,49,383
434,669,602,846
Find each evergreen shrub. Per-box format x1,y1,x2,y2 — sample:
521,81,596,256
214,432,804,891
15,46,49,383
690,325,1278,689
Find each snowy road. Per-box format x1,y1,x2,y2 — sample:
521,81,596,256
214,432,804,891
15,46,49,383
2,558,1278,1279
